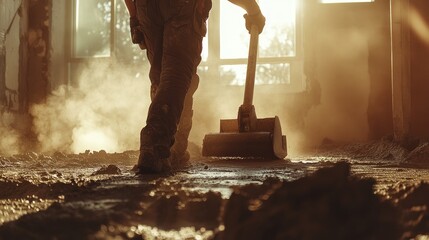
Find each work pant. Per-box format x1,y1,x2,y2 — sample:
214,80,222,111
135,0,209,157
150,74,199,159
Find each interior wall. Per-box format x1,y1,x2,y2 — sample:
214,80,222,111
366,0,393,140
0,0,34,154
192,0,395,153
4,0,429,153
0,0,23,112
290,0,393,149
5,13,20,111
1,0,53,113
409,0,429,139
26,0,51,108
50,0,68,91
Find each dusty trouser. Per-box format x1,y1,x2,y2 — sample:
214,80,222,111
135,0,209,172
150,74,199,166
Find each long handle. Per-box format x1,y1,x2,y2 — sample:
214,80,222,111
242,25,259,107
124,0,137,17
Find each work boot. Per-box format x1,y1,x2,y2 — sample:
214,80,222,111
136,147,172,174
169,149,191,169
169,109,192,169
170,109,193,169
135,126,172,174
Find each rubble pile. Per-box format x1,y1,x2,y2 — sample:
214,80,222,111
221,162,402,240
397,182,429,238
92,164,122,175
315,138,429,165
1,148,429,239
0,178,92,199
405,143,429,166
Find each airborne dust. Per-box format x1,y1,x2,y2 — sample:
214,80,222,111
1,4,429,239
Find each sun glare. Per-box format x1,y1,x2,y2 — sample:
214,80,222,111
260,0,296,25
72,129,118,153
409,6,429,46
220,0,297,59
218,0,298,85
320,0,374,3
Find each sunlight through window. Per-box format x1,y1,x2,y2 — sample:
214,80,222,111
74,0,111,57
71,0,305,91
320,0,374,3
220,0,296,59
219,0,298,86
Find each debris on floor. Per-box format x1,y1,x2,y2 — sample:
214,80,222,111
92,164,122,175
221,161,401,240
0,140,429,239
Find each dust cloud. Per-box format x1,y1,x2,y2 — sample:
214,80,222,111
299,29,371,152
190,73,257,154
30,20,376,156
30,62,151,154
0,112,21,155
191,27,372,156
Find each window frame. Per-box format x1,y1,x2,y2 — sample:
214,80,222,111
71,0,117,60
68,0,305,92
202,0,305,93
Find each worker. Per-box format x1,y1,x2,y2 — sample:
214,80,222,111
125,0,266,174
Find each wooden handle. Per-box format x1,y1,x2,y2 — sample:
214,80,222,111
124,0,136,17
243,25,259,107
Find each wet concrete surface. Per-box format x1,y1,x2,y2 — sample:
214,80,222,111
0,140,428,239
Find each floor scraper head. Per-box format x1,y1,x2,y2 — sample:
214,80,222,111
202,25,287,159
202,116,287,159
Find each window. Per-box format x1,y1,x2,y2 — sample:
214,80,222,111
320,0,374,3
70,0,146,85
71,0,304,92
73,0,112,57
72,0,144,60
203,0,304,92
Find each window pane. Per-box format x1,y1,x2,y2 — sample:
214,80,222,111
220,63,291,86
259,0,297,58
321,0,374,3
220,2,247,59
114,1,145,61
74,0,111,57
220,0,297,59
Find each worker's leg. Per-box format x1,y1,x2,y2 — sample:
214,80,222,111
163,0,210,168
146,0,203,151
135,0,173,173
136,0,203,173
170,74,199,168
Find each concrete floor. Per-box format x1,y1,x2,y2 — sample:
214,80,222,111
0,140,428,239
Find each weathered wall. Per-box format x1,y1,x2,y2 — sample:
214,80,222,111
50,0,68,90
409,0,429,139
26,0,51,108
366,0,393,140
290,0,393,149
0,0,23,112
0,0,51,112
296,0,429,145
0,0,52,153
0,0,30,154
